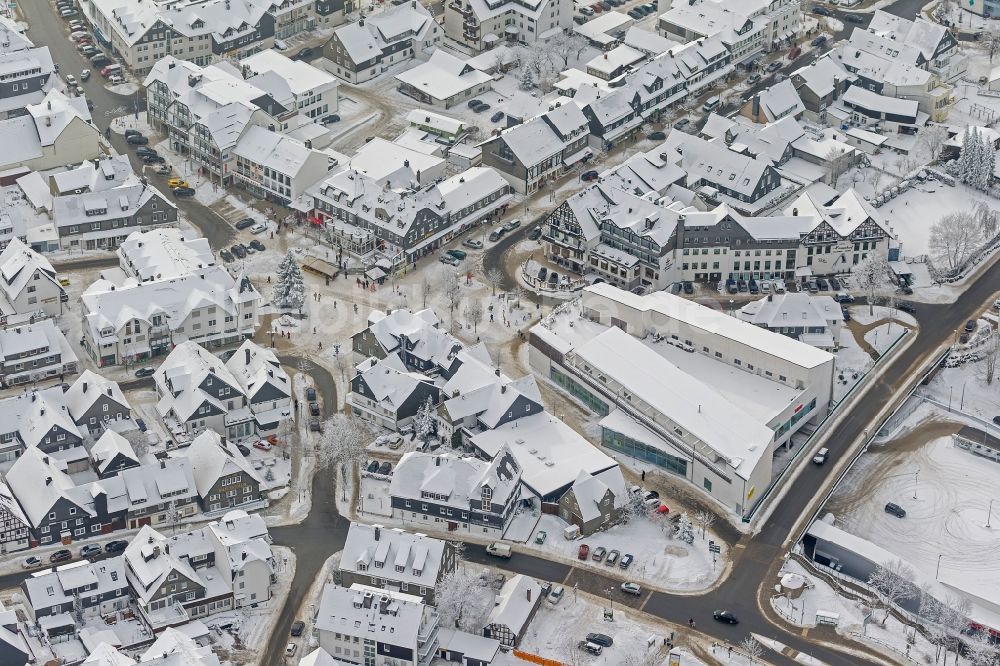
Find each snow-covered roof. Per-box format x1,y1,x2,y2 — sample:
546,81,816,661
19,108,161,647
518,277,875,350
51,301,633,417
791,54,854,99
341,524,447,589
354,355,434,414
754,78,805,122
568,326,772,480
0,319,74,374
233,125,325,179
390,448,521,509
405,109,465,136
154,340,248,424
348,137,445,184
0,236,59,306
574,11,633,42
866,10,948,61
241,49,338,97
568,466,628,523
470,412,618,498
623,26,678,55
90,430,140,475
737,292,843,332
333,2,435,64
7,448,90,526
118,229,214,283
492,116,566,167
783,187,893,239
24,557,127,614
224,339,290,403
25,88,92,147
437,629,501,664
485,574,539,634
184,430,263,498
315,583,428,645
841,85,918,119
395,50,492,103
64,369,130,424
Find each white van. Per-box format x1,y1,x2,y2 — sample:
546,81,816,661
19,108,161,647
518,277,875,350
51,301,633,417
485,542,512,559
274,39,288,50
702,95,720,112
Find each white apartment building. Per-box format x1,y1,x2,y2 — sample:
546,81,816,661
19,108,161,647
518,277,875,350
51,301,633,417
658,0,800,63
233,125,336,205
80,266,262,367
118,228,215,283
444,0,572,53
0,238,66,318
241,50,339,122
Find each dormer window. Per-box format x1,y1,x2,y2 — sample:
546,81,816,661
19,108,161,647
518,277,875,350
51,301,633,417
481,486,492,505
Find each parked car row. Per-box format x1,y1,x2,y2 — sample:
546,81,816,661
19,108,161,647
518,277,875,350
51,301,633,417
22,539,129,569
577,543,635,569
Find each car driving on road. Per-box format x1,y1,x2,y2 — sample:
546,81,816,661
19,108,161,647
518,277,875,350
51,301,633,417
713,610,739,624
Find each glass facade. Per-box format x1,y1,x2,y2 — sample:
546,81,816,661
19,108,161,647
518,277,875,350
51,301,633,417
602,427,688,477
549,367,609,416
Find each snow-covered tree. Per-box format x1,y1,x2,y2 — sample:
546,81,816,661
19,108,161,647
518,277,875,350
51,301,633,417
959,126,974,184
921,124,948,161
421,275,434,308
675,513,694,544
982,131,997,191
464,300,484,334
442,268,462,327
984,334,1000,386
929,211,982,273
867,559,917,624
121,429,150,459
853,253,891,316
318,413,373,499
549,32,588,68
695,510,716,540
273,251,306,310
414,396,436,445
435,563,494,631
518,66,535,90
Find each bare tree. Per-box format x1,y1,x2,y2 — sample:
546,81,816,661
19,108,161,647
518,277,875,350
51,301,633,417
513,283,528,308
867,559,917,624
548,32,588,68
867,167,887,193
695,510,716,540
442,269,463,328
318,413,374,501
483,268,505,296
826,147,850,186
741,635,764,664
984,26,1000,63
421,275,433,308
121,429,150,459
929,211,982,273
854,254,891,316
976,200,999,238
921,124,949,161
967,629,1000,666
464,300,484,334
334,349,352,388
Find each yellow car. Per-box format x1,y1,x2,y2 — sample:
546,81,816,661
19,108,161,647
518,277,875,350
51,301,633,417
167,178,189,189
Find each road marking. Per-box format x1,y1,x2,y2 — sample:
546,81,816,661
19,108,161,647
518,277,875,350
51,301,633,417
734,544,747,550
801,628,809,638
561,569,574,585
639,593,650,612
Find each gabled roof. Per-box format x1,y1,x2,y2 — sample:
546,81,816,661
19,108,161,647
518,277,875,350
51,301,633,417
65,370,129,422
341,523,446,589
390,447,521,509
26,88,92,146
354,355,434,413
568,466,627,523
485,574,539,634
0,236,59,304
224,339,290,401
185,430,263,498
91,430,140,475
6,447,88,525
18,388,81,449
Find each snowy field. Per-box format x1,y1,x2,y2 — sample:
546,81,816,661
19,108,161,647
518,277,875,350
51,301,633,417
863,322,908,356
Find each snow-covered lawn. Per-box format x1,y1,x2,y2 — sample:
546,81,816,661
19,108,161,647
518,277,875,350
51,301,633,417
920,346,1000,424
864,323,908,356
833,329,873,403
847,305,917,327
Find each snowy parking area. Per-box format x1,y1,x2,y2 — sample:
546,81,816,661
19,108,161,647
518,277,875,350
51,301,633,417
827,411,1000,613
520,513,727,592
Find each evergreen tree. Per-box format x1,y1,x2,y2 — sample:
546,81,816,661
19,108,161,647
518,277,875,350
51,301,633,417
981,131,996,191
518,66,534,90
272,250,306,310
958,126,972,184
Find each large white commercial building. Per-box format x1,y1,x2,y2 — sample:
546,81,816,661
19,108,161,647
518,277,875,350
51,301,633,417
529,283,834,518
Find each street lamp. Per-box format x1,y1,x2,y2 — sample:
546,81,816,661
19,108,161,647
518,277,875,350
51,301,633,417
988,499,997,529
936,554,944,580
913,467,919,500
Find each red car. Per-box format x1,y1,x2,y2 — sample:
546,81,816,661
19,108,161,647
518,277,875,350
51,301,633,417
578,544,590,560
253,440,272,452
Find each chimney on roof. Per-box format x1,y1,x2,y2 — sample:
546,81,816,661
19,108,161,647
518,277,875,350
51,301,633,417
107,388,112,397
45,476,52,486
404,159,410,168
501,384,507,394
374,525,380,541
435,456,441,466
245,348,251,366
47,100,51,111
526,587,532,602
160,459,166,469
751,93,760,119
768,293,772,302
45,116,51,127
82,382,88,394
792,208,798,216
242,551,247,560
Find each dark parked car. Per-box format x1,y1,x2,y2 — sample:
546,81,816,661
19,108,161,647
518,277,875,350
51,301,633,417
232,244,247,259
898,302,916,314
747,72,761,84
220,249,234,262
491,111,505,123
305,387,317,401
627,8,642,18
378,461,392,475
816,278,829,291
528,227,542,241
235,217,255,230
172,186,195,197
619,553,634,569
309,402,320,416
134,367,155,378
581,170,599,182
237,443,251,456
143,154,166,164
726,280,737,294
323,114,341,124
813,6,831,15
294,47,313,60
104,540,129,553
846,13,864,23
713,610,739,624
737,279,747,292
683,281,694,295
885,502,906,518
748,279,759,294
993,415,1000,426
766,60,783,72
136,146,158,157
537,266,548,281
842,307,851,322
587,634,613,647
291,621,305,637
126,134,149,145
50,549,72,563
811,35,828,47
966,319,977,333
124,129,142,139
367,460,380,473
136,418,147,432
473,102,491,112
673,118,691,131
467,99,482,109
828,277,841,290
648,131,666,141
249,239,265,252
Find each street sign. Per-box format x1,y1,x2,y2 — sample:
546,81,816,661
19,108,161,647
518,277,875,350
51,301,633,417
709,544,721,554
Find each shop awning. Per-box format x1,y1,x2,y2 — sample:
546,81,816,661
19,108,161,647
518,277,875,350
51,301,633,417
562,146,592,167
